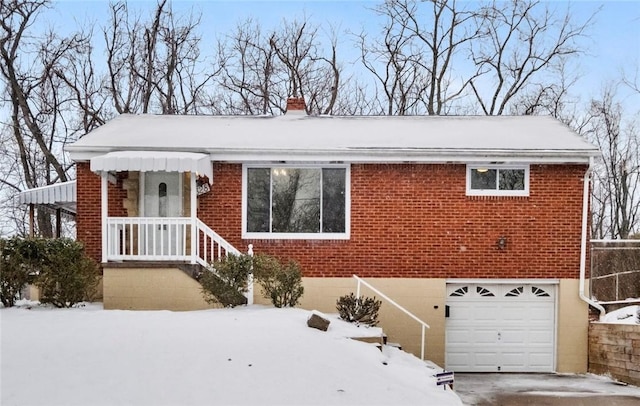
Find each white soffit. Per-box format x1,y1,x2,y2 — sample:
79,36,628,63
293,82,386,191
90,151,213,182
19,181,77,214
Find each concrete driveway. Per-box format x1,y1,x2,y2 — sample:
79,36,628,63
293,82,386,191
454,373,640,406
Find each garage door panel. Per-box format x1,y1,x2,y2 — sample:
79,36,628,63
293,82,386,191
445,283,556,373
446,351,475,369
528,304,555,321
527,352,554,369
501,305,529,321
472,328,500,344
474,351,501,368
447,303,475,321
472,305,502,321
446,327,474,344
528,328,555,345
500,351,527,368
499,329,527,345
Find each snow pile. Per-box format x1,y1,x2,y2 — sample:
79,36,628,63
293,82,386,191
603,305,640,324
0,304,462,406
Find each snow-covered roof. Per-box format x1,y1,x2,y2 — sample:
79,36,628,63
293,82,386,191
18,181,77,214
67,114,599,163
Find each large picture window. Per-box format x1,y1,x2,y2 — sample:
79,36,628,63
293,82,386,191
244,165,349,239
466,165,529,196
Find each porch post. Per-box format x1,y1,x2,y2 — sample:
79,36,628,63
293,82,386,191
190,172,197,264
55,208,62,238
28,203,34,237
101,172,108,263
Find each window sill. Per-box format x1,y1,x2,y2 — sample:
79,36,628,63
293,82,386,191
242,232,350,240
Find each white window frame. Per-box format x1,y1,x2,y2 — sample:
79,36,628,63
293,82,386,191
242,163,351,240
466,164,530,197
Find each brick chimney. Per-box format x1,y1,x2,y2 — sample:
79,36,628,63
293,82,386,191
286,97,306,114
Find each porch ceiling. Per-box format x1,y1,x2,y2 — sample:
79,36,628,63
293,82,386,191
90,151,213,183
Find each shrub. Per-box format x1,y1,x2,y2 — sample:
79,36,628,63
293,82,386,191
253,254,304,308
336,293,382,326
0,238,98,308
199,253,305,308
200,254,252,307
0,238,38,307
35,238,99,308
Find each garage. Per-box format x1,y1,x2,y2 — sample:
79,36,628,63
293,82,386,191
445,282,556,372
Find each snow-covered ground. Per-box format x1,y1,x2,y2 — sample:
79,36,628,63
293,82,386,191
0,303,462,406
603,305,640,324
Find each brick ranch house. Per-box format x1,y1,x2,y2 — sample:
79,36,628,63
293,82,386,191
64,98,600,374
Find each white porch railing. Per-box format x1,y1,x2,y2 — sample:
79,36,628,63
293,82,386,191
106,217,241,266
106,217,191,261
353,275,430,361
194,219,241,267
105,216,251,304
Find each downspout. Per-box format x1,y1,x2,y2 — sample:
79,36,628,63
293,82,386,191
579,157,606,320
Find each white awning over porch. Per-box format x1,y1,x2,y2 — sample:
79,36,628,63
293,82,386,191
90,151,213,183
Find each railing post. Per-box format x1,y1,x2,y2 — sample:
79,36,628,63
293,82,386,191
190,172,197,264
421,325,425,361
246,244,254,305
353,274,430,362
101,173,108,263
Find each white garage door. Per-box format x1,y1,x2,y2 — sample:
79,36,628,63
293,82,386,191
445,283,556,372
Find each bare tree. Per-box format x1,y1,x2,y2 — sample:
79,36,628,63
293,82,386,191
216,16,343,115
469,0,593,115
357,0,481,115
583,85,640,239
103,0,214,115
215,18,285,115
269,19,341,115
0,0,95,237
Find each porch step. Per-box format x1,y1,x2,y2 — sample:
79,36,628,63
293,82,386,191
350,334,403,353
386,342,402,350
177,263,206,280
350,335,385,346
102,261,207,280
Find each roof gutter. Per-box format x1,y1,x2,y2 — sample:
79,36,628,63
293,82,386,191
579,156,605,320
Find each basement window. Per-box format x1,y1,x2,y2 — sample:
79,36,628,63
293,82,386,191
466,164,529,196
242,165,350,239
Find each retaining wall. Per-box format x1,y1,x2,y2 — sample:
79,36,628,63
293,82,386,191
589,322,640,386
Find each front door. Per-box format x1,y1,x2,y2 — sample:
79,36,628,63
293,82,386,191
142,172,182,256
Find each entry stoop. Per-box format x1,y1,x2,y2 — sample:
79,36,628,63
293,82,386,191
102,263,221,311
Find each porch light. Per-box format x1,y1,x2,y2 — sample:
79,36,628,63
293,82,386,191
476,168,489,173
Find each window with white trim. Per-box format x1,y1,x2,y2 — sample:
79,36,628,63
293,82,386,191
466,165,529,196
243,165,349,239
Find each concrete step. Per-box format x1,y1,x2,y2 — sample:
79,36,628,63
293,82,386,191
385,342,402,350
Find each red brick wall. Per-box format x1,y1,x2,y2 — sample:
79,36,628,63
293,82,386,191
76,161,587,279
76,162,127,262
196,163,588,279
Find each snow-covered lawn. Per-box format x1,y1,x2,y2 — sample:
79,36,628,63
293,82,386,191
0,304,462,406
